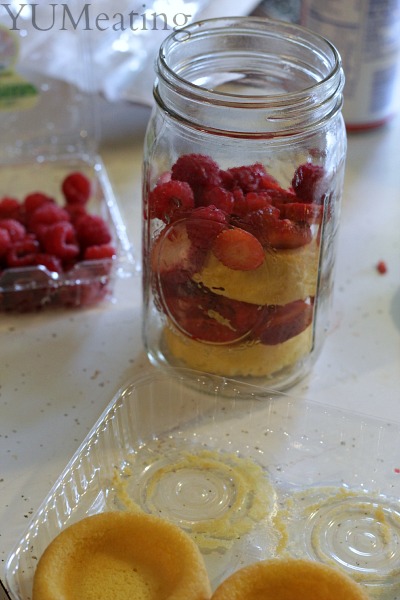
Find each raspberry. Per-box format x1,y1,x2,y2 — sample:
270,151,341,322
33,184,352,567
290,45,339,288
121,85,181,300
0,197,20,220
75,214,111,248
219,169,235,189
376,260,387,274
62,171,91,205
0,228,11,258
27,203,70,233
186,205,228,250
291,163,325,203
148,180,194,222
84,244,116,260
41,222,80,260
238,206,282,243
6,238,40,267
240,208,312,249
24,192,54,215
230,187,247,216
189,205,228,223
33,253,63,273
244,192,273,213
231,191,278,218
212,228,265,271
267,188,298,207
279,202,323,224
200,186,235,214
65,204,88,223
171,154,221,189
266,219,312,249
0,170,118,310
225,163,278,193
0,218,26,242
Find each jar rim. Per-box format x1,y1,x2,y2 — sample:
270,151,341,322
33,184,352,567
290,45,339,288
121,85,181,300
157,16,344,109
155,16,344,136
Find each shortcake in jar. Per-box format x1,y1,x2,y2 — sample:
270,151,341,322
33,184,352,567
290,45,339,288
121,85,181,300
142,17,346,390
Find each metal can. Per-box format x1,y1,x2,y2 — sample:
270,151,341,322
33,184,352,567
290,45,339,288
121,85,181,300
301,0,400,130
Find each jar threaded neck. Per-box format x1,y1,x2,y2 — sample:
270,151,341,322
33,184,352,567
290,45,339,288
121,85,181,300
155,17,345,137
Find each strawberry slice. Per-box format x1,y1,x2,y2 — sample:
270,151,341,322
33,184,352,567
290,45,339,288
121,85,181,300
161,279,262,343
151,222,203,284
186,205,228,250
254,299,314,345
212,228,264,271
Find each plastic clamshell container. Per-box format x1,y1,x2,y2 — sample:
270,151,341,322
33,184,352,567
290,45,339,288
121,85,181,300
0,6,136,311
5,369,400,599
0,155,135,311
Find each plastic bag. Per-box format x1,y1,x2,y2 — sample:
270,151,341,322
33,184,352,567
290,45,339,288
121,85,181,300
0,0,260,106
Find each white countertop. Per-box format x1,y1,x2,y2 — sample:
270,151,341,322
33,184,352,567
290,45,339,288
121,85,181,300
1,101,400,587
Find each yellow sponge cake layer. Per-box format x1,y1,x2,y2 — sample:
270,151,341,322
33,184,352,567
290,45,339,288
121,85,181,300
164,324,313,378
32,512,211,600
192,240,319,306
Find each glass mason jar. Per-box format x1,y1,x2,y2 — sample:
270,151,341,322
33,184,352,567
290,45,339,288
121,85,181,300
142,17,346,390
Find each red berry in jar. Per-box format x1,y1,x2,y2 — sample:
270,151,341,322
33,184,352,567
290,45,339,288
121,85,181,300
148,179,194,222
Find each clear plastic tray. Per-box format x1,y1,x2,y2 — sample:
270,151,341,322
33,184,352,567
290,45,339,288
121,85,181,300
0,154,136,311
5,369,400,599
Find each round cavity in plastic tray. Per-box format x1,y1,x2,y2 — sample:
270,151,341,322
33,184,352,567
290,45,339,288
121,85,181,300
116,444,276,540
142,459,238,524
114,440,281,586
111,441,281,586
306,496,400,585
285,488,400,587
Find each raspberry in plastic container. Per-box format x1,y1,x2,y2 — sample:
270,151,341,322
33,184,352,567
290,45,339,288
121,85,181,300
0,163,133,312
142,17,347,391
0,6,135,312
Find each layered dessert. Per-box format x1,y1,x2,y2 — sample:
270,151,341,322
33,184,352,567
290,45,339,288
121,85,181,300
147,154,328,378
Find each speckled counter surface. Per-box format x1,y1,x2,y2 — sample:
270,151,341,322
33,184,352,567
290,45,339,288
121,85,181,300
1,103,400,585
